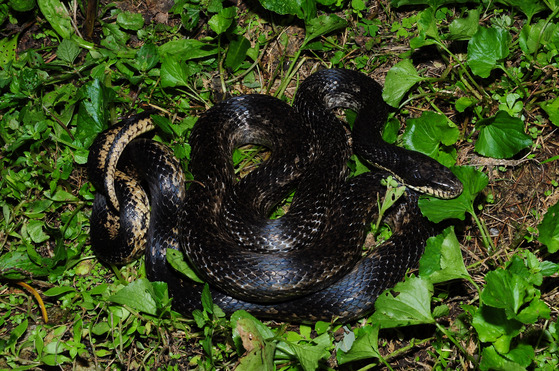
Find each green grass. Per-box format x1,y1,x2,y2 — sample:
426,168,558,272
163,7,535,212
1,0,559,369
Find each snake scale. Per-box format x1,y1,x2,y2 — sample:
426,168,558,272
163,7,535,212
88,69,462,322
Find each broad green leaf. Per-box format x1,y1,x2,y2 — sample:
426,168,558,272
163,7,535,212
391,0,471,8
0,250,50,280
419,227,470,283
418,166,488,223
8,0,36,11
467,27,511,78
402,111,460,166
117,11,145,31
27,220,50,243
481,269,529,319
158,39,217,61
37,0,94,49
167,248,204,283
337,325,381,365
369,276,434,328
44,286,76,296
538,200,559,253
208,7,236,35
257,0,316,21
76,79,115,147
231,310,276,371
0,35,17,66
475,111,532,159
472,305,522,354
135,43,159,72
417,7,439,41
540,97,559,127
519,20,556,56
304,14,347,45
201,283,213,313
382,59,427,108
108,278,161,315
226,36,251,71
496,0,546,22
480,344,534,371
447,7,480,41
57,39,80,64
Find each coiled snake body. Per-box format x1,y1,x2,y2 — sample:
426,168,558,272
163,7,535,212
88,69,462,322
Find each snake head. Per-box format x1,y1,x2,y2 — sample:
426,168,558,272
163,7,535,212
400,151,464,199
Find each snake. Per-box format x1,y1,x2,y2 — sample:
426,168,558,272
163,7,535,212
88,69,463,322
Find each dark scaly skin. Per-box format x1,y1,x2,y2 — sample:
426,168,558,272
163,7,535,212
88,69,461,322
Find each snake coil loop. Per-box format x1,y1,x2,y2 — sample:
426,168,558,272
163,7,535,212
88,69,462,322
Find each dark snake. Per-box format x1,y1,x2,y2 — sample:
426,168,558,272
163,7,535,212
88,69,463,322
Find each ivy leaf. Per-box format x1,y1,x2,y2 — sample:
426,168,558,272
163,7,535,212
369,276,435,328
382,59,427,108
467,26,511,78
419,227,470,284
475,111,532,158
418,166,488,223
538,200,559,253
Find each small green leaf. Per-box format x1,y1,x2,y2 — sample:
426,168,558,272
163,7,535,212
369,276,435,328
419,227,470,283
540,97,559,127
108,279,161,316
472,305,522,354
135,43,159,72
337,325,381,365
382,59,427,108
27,220,50,243
201,283,213,314
538,200,559,253
117,11,145,31
467,26,511,78
258,0,316,21
208,7,236,35
57,39,81,64
167,248,204,283
475,111,532,159
158,39,217,61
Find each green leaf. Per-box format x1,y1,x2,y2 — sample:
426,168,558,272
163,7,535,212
482,269,530,319
419,227,470,283
337,325,381,365
480,344,534,371
116,11,145,31
37,0,94,49
76,79,115,148
166,248,204,283
382,59,427,108
473,305,522,354
0,250,50,280
402,111,460,166
231,310,276,371
108,278,162,316
519,19,556,56
258,0,317,21
467,27,511,78
304,14,347,45
158,39,217,61
0,35,17,66
201,283,213,314
418,166,488,223
538,200,559,253
57,39,80,64
496,0,546,22
447,7,480,41
540,97,559,127
225,36,251,71
27,220,50,243
135,43,159,72
475,111,532,159
208,7,236,35
369,276,435,328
